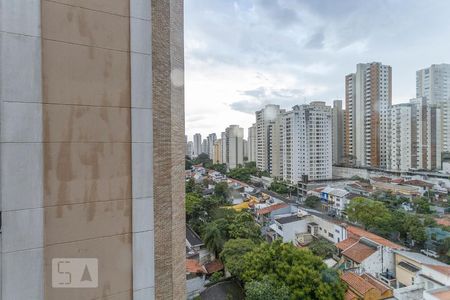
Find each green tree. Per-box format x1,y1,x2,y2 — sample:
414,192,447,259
186,193,202,217
186,178,195,193
220,239,256,276
228,211,261,242
269,180,290,195
413,197,432,214
346,197,392,231
308,238,336,259
245,276,290,300
214,181,230,200
304,195,321,209
203,222,225,257
211,163,227,174
185,156,193,170
240,241,346,300
423,215,437,227
194,153,212,166
209,271,224,284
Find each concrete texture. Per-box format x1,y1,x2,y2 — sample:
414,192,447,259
152,0,186,298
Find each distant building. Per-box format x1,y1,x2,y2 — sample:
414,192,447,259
212,139,222,164
256,104,285,177
207,133,217,159
243,139,248,161
388,99,442,171
345,62,392,168
187,141,194,158
248,124,257,162
193,133,202,157
281,102,332,182
201,138,208,155
417,64,450,154
332,100,345,164
224,125,244,169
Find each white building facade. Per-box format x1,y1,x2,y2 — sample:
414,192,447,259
248,124,257,162
256,105,284,177
281,102,332,183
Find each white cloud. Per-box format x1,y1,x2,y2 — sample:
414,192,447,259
185,0,450,139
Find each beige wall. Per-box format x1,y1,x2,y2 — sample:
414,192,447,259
41,1,133,299
395,253,420,287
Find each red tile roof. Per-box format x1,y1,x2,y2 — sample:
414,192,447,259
371,176,392,183
342,242,377,264
256,202,288,215
347,226,405,250
403,180,433,188
186,259,205,274
336,238,358,251
344,290,358,300
360,273,391,295
341,272,376,295
204,260,224,274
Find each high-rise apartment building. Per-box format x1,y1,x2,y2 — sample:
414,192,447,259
248,124,257,162
220,132,227,164
0,1,185,299
281,102,332,183
416,64,450,104
207,133,217,159
187,141,194,158
213,139,223,164
224,125,244,169
243,139,248,160
202,138,208,154
345,62,392,168
388,98,442,171
193,133,202,157
417,64,450,154
332,100,345,164
256,105,284,177
388,104,413,171
410,97,442,170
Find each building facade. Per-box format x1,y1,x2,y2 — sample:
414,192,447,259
345,62,392,168
281,102,332,183
256,104,284,177
417,64,450,154
193,133,202,158
388,104,413,171
332,99,345,165
0,1,185,299
212,139,223,164
224,125,244,169
248,124,257,162
207,133,217,159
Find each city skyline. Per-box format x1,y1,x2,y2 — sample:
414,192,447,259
185,0,450,137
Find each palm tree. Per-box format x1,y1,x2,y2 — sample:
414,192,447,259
203,223,225,258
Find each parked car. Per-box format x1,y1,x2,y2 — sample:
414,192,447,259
420,249,439,258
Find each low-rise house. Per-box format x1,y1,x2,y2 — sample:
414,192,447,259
403,180,434,195
267,210,348,244
336,226,406,285
254,202,291,225
393,250,450,300
341,271,393,300
423,286,450,300
268,212,311,243
371,181,421,198
346,181,373,197
186,226,210,264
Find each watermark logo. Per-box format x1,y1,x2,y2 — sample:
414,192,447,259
52,258,98,288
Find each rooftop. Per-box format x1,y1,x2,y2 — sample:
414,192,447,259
203,260,224,274
403,179,434,188
342,242,377,263
395,250,448,266
256,202,289,215
347,226,405,250
336,238,358,251
276,214,308,225
423,264,450,276
341,272,376,295
186,226,203,247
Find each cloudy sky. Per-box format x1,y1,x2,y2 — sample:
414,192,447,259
185,0,450,139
